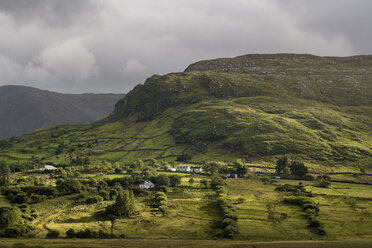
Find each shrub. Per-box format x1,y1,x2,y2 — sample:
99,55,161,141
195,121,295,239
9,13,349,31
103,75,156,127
316,179,330,188
302,203,319,213
155,196,167,204
159,185,168,193
223,225,239,238
99,190,110,200
109,189,118,199
222,218,236,228
85,195,103,204
98,230,111,239
46,230,60,238
200,179,208,188
158,205,168,214
66,228,75,238
76,228,93,238
30,194,47,203
308,217,322,228
4,227,22,238
158,200,168,206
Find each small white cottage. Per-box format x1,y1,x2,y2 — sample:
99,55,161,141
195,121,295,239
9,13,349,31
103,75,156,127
191,166,203,173
39,165,57,171
139,181,155,189
177,166,191,172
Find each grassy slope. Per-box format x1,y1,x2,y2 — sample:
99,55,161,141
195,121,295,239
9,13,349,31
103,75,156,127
0,54,371,171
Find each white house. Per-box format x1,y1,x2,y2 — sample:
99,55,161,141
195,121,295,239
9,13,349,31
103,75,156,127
177,166,191,172
39,165,57,171
139,181,155,189
168,167,177,172
191,167,203,173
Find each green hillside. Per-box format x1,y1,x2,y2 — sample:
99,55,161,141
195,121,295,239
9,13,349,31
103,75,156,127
0,54,371,170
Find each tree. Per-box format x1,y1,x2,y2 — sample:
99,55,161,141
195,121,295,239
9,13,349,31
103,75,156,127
0,206,24,230
189,178,195,186
169,175,181,187
56,179,82,195
0,161,11,186
66,228,75,238
289,161,308,179
149,158,157,167
200,179,208,188
210,175,225,189
156,174,170,187
203,161,228,175
276,156,289,174
106,190,135,218
233,160,247,177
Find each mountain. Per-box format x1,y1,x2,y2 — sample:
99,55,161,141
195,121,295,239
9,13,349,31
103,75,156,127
0,85,124,139
1,54,371,169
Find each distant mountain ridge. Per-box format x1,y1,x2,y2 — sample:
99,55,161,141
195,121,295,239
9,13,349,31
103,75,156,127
0,85,124,139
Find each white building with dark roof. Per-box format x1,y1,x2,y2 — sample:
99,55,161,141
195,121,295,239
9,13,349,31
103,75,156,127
139,181,155,189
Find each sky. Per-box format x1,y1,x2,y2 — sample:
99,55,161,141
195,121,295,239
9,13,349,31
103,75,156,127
0,0,371,94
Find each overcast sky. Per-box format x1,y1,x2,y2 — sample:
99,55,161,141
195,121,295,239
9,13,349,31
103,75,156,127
0,0,371,94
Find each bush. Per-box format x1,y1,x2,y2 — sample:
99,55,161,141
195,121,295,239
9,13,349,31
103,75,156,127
76,228,93,238
316,179,330,188
159,185,168,193
4,227,22,238
46,230,60,238
308,217,322,228
98,190,110,200
66,228,75,238
85,195,103,204
98,229,111,239
30,194,47,203
158,205,168,214
109,189,118,199
222,218,236,228
302,203,319,213
155,196,167,204
223,225,239,238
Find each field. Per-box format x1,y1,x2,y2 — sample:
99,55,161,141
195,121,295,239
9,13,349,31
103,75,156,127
1,239,372,248
2,169,371,241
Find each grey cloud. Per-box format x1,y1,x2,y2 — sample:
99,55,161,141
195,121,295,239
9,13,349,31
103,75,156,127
0,0,371,94
0,0,100,27
273,0,372,54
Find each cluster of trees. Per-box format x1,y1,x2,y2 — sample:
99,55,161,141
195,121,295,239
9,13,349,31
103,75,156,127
2,186,58,204
0,205,35,237
105,190,136,219
154,192,168,214
275,182,313,197
203,160,248,177
283,196,325,236
276,157,310,179
316,175,331,188
0,161,11,186
65,228,114,239
212,175,239,239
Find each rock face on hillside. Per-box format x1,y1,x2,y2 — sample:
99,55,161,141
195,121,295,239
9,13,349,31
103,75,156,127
0,85,123,139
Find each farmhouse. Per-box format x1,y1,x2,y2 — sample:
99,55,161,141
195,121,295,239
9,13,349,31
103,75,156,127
177,166,191,172
139,181,155,189
39,165,57,171
191,166,203,173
